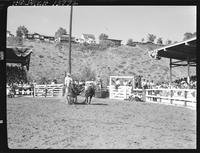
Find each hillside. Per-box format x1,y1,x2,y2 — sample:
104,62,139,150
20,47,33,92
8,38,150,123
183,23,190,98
18,40,196,85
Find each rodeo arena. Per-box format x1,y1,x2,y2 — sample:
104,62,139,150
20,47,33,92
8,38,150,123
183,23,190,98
6,37,196,149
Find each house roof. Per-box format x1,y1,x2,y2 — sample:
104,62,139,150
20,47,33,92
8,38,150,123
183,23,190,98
106,38,122,42
33,33,40,35
82,34,95,40
149,37,196,62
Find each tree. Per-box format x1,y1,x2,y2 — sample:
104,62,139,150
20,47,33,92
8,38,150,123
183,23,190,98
183,32,194,41
7,36,23,46
79,66,96,81
165,39,172,45
99,33,108,40
146,33,156,43
55,27,67,39
126,38,135,46
39,77,48,84
16,25,28,38
157,37,163,45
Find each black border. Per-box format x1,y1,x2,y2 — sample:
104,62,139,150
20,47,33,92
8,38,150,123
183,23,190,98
0,0,198,152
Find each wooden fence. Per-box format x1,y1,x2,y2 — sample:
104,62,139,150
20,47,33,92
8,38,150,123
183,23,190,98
109,86,196,109
145,89,196,109
34,84,63,97
109,85,132,100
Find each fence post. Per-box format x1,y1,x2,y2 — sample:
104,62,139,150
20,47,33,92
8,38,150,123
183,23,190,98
142,89,146,102
33,86,35,97
170,89,173,104
184,90,187,106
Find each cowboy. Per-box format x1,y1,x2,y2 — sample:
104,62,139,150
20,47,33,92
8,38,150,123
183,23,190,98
64,73,73,98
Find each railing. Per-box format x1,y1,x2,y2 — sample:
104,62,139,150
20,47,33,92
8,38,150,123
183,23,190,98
145,89,196,109
109,86,196,109
34,84,63,97
109,85,132,100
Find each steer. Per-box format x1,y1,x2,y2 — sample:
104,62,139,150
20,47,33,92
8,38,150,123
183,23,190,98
84,84,95,104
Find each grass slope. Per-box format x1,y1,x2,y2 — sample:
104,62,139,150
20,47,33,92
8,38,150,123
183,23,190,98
22,40,195,85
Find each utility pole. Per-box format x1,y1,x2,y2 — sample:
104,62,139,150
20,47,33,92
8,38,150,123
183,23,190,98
68,4,73,74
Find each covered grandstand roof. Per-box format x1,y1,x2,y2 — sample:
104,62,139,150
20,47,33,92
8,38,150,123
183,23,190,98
6,46,33,70
149,37,196,62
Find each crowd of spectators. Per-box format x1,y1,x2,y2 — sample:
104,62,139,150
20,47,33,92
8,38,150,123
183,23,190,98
141,75,196,89
7,65,28,86
172,75,196,89
112,75,196,90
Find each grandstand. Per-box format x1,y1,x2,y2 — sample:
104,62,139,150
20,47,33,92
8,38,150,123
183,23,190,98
149,37,196,85
6,46,33,96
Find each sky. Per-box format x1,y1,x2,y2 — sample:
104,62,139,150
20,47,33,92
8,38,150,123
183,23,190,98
7,6,196,44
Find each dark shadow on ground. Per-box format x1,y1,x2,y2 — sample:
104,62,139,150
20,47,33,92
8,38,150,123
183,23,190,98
72,101,108,105
89,103,108,105
73,101,86,105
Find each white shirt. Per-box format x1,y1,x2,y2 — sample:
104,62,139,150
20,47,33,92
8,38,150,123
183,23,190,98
116,80,120,85
64,76,73,87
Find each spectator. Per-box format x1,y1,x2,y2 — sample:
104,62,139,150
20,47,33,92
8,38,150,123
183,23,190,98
96,75,102,89
115,78,121,89
123,80,128,86
53,78,57,84
141,79,146,89
150,80,154,89
51,80,55,85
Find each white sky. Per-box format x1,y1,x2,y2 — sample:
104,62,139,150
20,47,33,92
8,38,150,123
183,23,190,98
7,6,196,44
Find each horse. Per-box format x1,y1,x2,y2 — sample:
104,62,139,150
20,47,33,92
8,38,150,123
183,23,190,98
84,85,95,104
65,83,83,104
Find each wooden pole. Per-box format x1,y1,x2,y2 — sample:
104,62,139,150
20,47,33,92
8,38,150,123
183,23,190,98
68,5,73,74
169,58,172,85
187,58,190,84
109,76,112,99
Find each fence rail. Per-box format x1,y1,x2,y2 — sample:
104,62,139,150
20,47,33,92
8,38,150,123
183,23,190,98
109,85,132,100
109,86,196,109
34,84,63,97
145,89,196,109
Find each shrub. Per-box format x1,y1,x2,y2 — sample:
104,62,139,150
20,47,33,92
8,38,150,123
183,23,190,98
39,55,44,58
7,36,23,46
39,77,48,84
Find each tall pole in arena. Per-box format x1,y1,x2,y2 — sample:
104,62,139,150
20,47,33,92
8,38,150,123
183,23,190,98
68,4,73,74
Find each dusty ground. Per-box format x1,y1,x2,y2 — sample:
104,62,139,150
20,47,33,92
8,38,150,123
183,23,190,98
7,96,196,149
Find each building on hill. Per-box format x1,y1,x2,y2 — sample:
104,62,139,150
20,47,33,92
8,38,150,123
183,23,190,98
7,31,14,38
26,33,34,39
49,36,55,43
55,34,75,43
105,38,122,46
43,36,50,42
75,38,85,44
39,35,45,41
33,33,40,39
81,34,96,44
43,36,55,42
26,33,54,42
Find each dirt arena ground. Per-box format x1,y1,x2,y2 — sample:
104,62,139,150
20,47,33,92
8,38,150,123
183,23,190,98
7,96,196,149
